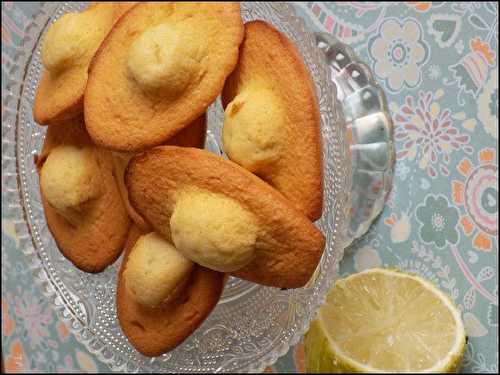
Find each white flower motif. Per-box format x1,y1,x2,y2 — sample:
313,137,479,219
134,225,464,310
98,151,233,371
431,212,446,232
369,18,429,92
428,64,441,80
385,212,411,243
395,161,410,180
478,69,498,139
455,39,465,54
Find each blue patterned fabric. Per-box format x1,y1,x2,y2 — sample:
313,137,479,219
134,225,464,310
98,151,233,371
2,2,498,372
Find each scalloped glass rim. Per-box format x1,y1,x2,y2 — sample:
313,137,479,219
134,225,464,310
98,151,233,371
315,32,395,245
2,2,350,373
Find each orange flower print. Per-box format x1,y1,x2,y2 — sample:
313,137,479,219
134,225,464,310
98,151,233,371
57,321,70,342
4,340,29,373
452,148,498,251
405,2,432,12
1,299,15,337
293,342,306,372
75,350,98,373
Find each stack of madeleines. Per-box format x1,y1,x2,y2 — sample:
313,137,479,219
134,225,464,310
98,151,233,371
34,2,325,356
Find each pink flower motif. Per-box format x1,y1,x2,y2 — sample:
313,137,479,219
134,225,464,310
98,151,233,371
394,90,473,178
13,289,54,349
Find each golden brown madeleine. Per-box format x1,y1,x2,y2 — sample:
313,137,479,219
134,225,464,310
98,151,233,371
84,2,244,152
33,2,135,125
117,226,225,356
112,113,207,231
166,112,207,149
125,146,325,288
222,20,323,220
35,119,130,272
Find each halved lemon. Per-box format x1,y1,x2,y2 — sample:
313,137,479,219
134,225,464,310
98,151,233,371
305,268,466,373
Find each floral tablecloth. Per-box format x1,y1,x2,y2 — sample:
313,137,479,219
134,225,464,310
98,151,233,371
2,2,498,373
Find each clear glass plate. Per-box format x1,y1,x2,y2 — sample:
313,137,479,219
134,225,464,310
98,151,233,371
315,33,395,245
2,2,353,373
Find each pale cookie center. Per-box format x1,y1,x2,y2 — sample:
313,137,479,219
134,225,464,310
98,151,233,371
41,12,105,73
170,189,258,272
223,87,285,173
123,232,194,308
127,23,199,96
40,145,102,225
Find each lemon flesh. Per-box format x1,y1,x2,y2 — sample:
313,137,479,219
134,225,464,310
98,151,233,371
305,268,466,373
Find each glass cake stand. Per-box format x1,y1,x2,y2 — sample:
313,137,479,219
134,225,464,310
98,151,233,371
2,2,393,372
315,32,395,245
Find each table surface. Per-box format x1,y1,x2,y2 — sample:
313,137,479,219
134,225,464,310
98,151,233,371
2,2,498,373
